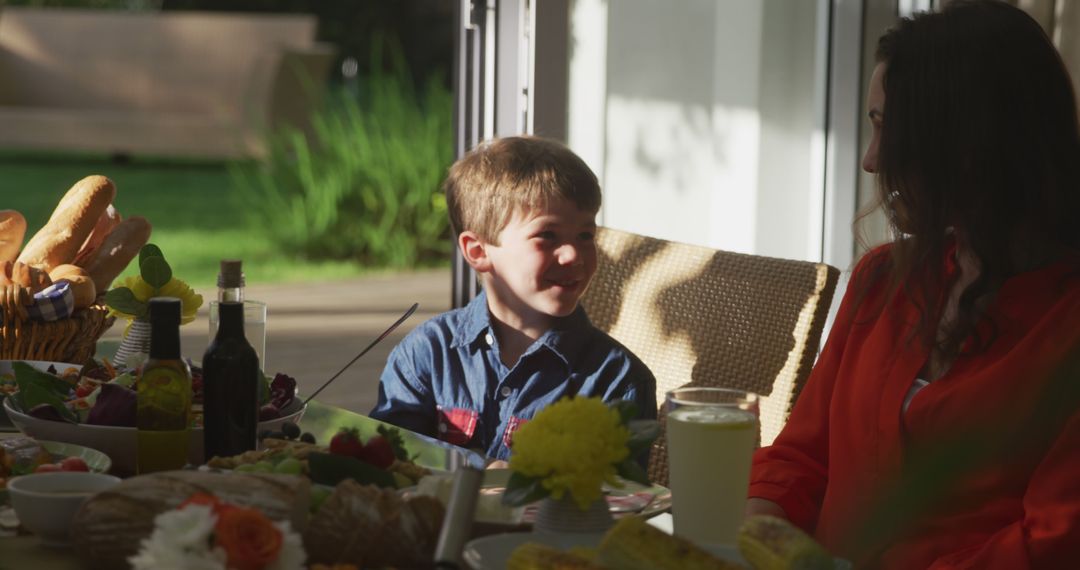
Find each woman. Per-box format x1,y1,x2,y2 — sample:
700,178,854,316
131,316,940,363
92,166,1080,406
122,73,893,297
747,1,1080,568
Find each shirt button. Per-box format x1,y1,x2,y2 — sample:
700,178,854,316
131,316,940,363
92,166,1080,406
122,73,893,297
500,386,512,397
484,333,494,346
438,422,448,433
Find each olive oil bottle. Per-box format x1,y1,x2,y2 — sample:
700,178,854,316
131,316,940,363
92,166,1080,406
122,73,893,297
202,300,260,460
137,297,192,473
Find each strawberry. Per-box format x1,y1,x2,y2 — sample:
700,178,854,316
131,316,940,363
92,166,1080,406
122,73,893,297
59,457,90,472
329,428,365,460
362,435,396,469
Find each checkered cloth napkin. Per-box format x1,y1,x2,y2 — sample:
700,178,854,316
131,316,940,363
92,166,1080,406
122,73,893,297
26,281,75,322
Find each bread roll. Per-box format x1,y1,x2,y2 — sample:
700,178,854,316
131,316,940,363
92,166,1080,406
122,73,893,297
71,470,310,570
73,204,121,266
0,210,26,265
17,176,116,272
79,216,152,293
0,260,12,287
48,264,97,309
10,261,52,294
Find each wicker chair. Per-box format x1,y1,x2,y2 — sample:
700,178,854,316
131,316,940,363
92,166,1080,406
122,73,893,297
580,227,840,486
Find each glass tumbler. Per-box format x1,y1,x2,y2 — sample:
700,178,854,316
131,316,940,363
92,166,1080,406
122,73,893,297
665,387,760,545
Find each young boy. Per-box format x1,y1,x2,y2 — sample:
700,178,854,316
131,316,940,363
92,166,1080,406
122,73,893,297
370,136,656,460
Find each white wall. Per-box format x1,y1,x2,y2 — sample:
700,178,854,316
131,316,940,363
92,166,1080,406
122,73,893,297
568,0,827,262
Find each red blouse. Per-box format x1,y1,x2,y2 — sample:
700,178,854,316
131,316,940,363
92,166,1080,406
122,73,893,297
749,246,1080,568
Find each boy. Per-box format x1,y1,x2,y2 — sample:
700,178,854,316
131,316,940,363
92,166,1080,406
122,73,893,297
370,136,656,460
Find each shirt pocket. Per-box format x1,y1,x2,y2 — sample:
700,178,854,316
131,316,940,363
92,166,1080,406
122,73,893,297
502,416,530,449
436,406,478,447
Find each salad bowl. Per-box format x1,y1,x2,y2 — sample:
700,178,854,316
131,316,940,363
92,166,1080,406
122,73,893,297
1,360,81,430
3,396,305,475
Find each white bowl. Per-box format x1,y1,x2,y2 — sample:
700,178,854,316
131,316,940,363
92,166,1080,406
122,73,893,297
3,397,306,475
7,471,122,547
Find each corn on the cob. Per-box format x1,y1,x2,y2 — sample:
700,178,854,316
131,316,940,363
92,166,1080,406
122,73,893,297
507,542,607,570
596,516,746,570
737,515,833,570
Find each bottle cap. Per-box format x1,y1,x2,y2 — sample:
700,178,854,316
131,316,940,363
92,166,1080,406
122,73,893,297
148,297,182,326
218,259,244,288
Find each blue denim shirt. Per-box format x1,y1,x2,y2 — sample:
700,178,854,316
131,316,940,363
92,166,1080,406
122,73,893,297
370,291,657,460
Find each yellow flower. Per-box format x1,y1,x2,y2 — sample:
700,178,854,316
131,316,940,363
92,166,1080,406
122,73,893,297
121,274,155,302
509,397,630,510
157,277,203,325
107,275,203,325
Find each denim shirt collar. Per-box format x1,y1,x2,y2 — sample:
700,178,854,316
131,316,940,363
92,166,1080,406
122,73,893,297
451,290,591,365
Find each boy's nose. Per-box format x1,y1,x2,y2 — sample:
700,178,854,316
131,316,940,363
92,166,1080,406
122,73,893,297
556,243,582,265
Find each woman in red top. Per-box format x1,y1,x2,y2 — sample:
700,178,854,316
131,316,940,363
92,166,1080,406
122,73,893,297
747,2,1080,568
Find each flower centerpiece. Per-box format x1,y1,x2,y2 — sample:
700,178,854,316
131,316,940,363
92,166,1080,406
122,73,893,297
128,493,306,570
104,243,202,366
503,396,659,533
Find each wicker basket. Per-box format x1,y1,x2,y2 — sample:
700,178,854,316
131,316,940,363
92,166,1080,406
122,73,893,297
0,300,115,363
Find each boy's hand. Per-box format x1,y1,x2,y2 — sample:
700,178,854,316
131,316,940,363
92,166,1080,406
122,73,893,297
485,459,510,470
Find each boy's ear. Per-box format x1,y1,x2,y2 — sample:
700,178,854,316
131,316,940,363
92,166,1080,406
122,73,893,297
458,231,493,273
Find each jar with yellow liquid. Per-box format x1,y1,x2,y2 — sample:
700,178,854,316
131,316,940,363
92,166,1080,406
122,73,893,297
137,297,192,474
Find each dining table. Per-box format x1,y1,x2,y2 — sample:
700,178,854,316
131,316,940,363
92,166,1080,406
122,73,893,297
0,398,488,568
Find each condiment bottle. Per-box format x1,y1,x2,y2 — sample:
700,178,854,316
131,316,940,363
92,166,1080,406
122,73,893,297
137,297,192,473
202,301,260,461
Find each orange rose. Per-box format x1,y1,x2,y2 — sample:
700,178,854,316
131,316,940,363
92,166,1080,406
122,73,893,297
214,506,283,570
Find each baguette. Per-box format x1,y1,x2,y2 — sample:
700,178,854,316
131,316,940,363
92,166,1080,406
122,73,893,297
48,264,97,309
79,216,152,293
17,175,116,272
0,209,26,265
73,203,121,266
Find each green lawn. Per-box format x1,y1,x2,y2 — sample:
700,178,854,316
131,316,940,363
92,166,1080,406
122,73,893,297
0,155,377,289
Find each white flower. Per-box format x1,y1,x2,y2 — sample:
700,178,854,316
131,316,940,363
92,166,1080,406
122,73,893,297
266,520,307,570
128,505,226,570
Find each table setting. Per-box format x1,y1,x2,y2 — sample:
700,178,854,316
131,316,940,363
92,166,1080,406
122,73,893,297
0,174,851,569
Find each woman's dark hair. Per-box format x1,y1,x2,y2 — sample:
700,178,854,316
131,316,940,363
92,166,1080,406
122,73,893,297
870,0,1080,358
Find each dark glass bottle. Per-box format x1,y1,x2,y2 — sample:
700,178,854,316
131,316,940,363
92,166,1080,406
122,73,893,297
202,300,260,461
137,297,192,474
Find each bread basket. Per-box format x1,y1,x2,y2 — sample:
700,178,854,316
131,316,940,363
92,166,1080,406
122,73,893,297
0,291,114,362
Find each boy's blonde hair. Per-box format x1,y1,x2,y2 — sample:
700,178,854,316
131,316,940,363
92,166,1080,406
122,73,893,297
444,136,601,243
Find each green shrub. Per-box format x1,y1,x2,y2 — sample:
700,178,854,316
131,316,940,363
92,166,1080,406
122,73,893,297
230,49,453,268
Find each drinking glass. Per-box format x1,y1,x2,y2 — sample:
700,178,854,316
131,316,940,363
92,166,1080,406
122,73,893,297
665,387,760,545
208,300,267,370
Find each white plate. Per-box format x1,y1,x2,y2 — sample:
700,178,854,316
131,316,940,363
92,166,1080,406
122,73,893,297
463,531,746,569
470,469,671,525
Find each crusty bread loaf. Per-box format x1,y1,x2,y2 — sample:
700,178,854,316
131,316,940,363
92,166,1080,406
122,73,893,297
48,264,97,309
73,204,121,267
17,175,116,272
303,479,445,568
71,470,310,570
0,209,26,265
79,216,152,293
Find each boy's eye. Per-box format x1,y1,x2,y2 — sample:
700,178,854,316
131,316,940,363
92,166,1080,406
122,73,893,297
579,231,594,241
535,231,557,240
